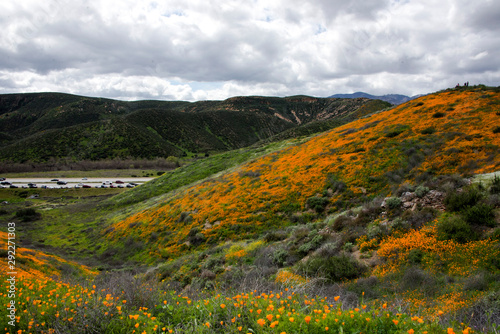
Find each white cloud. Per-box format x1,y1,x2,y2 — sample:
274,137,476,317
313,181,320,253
0,0,499,101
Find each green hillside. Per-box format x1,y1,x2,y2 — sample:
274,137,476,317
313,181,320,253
0,93,388,163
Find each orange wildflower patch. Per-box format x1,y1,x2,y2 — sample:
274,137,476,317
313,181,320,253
0,231,96,279
376,223,500,276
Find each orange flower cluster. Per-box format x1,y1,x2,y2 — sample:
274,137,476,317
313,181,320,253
376,222,500,276
275,270,309,286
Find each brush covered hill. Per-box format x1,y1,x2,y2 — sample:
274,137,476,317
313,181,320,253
0,92,389,162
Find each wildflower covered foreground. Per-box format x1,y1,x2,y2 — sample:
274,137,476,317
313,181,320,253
0,230,483,333
1,271,473,333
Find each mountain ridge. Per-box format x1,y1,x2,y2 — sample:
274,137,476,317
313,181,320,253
0,92,391,163
329,91,423,105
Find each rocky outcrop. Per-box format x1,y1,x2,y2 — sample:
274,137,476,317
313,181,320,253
382,190,446,211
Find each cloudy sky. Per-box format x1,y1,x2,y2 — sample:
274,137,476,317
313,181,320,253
1,0,499,101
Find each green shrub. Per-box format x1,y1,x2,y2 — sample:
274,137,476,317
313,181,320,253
415,185,430,198
444,188,482,212
432,112,446,118
331,214,352,231
264,230,288,242
493,126,500,134
367,222,388,240
400,267,437,295
390,217,410,231
408,248,424,265
490,174,500,194
325,174,346,193
463,203,496,227
298,253,365,282
402,207,438,229
177,211,193,223
421,127,435,135
298,234,324,255
15,208,41,222
342,242,354,252
348,276,379,299
464,273,488,291
271,248,289,267
187,227,206,246
385,197,402,210
437,214,477,243
306,196,330,213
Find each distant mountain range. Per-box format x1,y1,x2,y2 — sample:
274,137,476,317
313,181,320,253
329,92,423,105
0,92,390,163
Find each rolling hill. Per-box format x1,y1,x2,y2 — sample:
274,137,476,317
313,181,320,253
101,85,500,261
329,91,422,105
0,93,390,163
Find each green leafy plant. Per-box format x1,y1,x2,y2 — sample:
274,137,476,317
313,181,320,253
298,253,365,282
437,214,477,243
306,196,330,213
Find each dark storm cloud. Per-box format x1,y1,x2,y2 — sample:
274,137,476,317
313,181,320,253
0,0,499,100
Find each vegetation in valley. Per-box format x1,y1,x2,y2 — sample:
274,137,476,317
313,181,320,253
0,93,383,166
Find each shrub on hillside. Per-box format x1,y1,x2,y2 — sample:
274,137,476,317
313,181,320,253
436,214,478,243
297,234,324,255
348,276,379,299
385,197,402,210
263,230,288,242
463,203,496,227
306,196,330,213
402,207,438,229
415,185,430,198
490,228,500,241
455,290,500,333
331,214,353,231
314,241,341,258
298,253,365,283
177,211,193,224
390,217,410,231
464,272,489,291
352,199,383,226
325,174,346,193
407,248,425,265
270,247,289,267
400,266,438,295
187,227,206,246
490,174,500,194
444,187,482,212
15,208,41,222
425,174,468,193
421,127,436,135
366,221,389,240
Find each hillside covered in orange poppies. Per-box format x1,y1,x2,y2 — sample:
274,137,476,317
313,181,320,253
106,86,500,260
